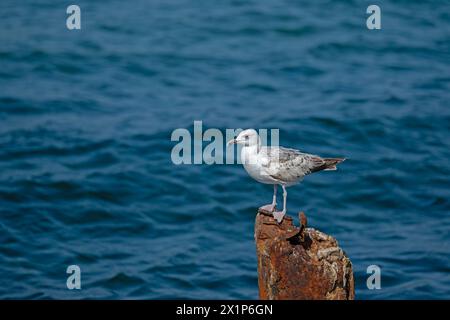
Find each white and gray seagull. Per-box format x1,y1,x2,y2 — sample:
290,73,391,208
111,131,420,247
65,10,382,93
227,129,345,223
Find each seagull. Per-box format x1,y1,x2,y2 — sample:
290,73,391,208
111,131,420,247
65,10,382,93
227,129,345,223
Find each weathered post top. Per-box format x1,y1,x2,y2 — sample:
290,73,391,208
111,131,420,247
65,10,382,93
255,209,355,300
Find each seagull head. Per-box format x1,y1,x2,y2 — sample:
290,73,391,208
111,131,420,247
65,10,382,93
227,129,260,147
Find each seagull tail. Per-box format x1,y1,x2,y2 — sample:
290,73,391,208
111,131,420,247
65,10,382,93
323,158,346,171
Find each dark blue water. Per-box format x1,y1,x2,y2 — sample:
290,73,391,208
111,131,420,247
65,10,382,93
1,0,449,299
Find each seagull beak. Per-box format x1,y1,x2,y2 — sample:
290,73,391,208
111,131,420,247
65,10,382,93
227,138,237,146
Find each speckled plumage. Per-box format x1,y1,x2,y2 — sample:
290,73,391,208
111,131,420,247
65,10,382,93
257,146,344,186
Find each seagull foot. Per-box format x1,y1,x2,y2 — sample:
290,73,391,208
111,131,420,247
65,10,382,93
259,204,276,213
273,211,286,224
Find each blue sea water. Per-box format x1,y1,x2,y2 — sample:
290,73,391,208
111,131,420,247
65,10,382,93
0,0,449,299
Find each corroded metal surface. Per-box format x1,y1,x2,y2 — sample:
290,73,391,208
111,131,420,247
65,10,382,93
255,210,355,300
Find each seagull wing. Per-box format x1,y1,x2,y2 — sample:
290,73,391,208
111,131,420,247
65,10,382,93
260,146,336,184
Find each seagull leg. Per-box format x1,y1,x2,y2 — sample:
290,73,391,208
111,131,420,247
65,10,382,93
259,185,277,213
273,185,287,223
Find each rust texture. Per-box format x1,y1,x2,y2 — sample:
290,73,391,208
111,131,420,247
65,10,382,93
255,209,355,300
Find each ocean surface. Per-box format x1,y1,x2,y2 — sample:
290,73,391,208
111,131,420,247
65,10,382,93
0,0,449,299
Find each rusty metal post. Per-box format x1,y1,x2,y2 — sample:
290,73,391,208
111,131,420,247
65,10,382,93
255,210,355,300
